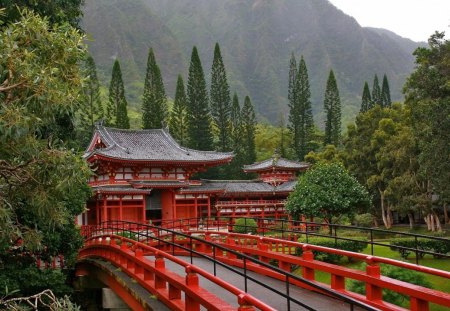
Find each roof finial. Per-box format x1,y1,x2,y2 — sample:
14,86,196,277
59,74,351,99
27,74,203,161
272,148,280,165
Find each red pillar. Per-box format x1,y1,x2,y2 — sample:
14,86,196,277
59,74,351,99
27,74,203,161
103,196,108,223
142,196,145,223
207,195,211,218
119,196,123,221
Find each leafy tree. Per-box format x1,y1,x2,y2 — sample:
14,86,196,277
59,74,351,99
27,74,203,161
210,43,231,151
371,74,381,106
0,10,91,295
285,162,370,225
186,46,214,150
108,59,129,128
142,48,167,129
289,56,314,160
323,70,341,146
381,74,392,107
403,32,450,230
304,144,343,165
1,0,84,27
360,81,372,113
169,75,188,145
78,54,103,145
241,96,257,165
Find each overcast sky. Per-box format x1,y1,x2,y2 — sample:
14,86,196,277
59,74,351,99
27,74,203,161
328,0,450,42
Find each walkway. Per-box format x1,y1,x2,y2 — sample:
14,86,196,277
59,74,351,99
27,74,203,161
148,255,360,311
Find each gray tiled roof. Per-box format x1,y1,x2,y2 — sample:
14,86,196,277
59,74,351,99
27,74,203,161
130,180,189,188
93,185,151,194
84,125,233,163
243,156,310,172
180,180,297,195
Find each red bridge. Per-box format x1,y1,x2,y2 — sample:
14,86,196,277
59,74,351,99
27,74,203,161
76,220,450,311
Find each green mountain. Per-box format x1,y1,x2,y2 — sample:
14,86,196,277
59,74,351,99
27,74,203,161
82,0,420,124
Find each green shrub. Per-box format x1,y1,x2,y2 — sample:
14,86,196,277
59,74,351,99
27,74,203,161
116,231,138,240
353,213,374,228
390,237,450,259
233,218,257,234
296,236,367,263
348,264,433,306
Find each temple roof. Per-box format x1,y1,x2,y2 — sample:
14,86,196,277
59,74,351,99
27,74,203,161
84,125,233,164
243,155,309,172
179,179,298,196
92,185,151,195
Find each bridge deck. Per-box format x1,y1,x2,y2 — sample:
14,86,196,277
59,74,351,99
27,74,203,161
147,255,360,311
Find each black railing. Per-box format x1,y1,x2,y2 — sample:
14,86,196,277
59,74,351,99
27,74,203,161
153,216,450,266
86,221,379,311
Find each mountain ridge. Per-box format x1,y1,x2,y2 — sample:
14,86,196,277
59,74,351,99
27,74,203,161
82,0,421,124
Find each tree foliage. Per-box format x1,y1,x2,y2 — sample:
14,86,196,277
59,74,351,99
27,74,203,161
108,59,129,129
241,96,257,165
323,70,341,146
371,74,381,106
381,74,392,107
78,54,103,146
288,55,314,160
186,46,214,150
169,75,188,145
0,9,91,294
285,162,370,224
142,48,167,129
210,43,231,151
360,81,372,113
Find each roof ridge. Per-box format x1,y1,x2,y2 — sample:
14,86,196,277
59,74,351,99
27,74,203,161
101,126,130,154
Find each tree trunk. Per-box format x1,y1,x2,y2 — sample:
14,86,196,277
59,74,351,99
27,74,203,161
380,190,391,229
430,213,435,232
373,217,379,227
387,204,393,227
433,211,442,232
424,214,431,231
407,213,415,229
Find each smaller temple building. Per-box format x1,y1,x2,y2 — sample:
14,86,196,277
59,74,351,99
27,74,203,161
79,125,309,225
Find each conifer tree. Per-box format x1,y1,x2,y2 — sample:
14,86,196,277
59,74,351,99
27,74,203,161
360,81,372,113
289,56,314,160
381,74,392,107
186,46,214,150
372,74,381,106
241,96,257,165
210,43,231,151
169,75,188,145
80,55,103,136
227,92,245,179
323,70,341,146
142,48,167,129
109,59,129,129
288,52,297,112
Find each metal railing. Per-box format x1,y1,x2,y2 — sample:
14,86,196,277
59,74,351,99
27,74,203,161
82,221,380,311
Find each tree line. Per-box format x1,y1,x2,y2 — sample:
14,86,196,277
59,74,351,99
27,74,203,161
80,43,257,179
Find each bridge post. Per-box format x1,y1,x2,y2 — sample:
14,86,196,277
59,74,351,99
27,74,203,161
120,241,129,266
204,233,212,253
237,294,255,311
135,248,144,275
257,238,270,263
154,253,166,289
226,237,237,259
410,297,429,311
301,246,315,281
365,257,382,302
185,266,200,311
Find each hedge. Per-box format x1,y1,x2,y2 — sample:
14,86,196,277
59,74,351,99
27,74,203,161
233,218,257,234
296,236,368,263
390,237,450,259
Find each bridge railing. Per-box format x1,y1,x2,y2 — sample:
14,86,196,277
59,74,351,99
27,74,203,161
84,221,380,311
150,216,450,265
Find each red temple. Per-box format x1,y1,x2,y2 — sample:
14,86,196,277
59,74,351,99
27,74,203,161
79,125,309,225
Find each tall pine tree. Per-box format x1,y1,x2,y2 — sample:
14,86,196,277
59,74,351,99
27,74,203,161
79,55,103,139
109,59,129,129
241,96,257,165
210,43,231,151
372,74,381,106
288,52,297,114
186,46,214,150
227,92,245,179
323,70,341,146
289,56,314,160
169,75,188,145
360,81,372,113
142,48,167,129
381,74,392,107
